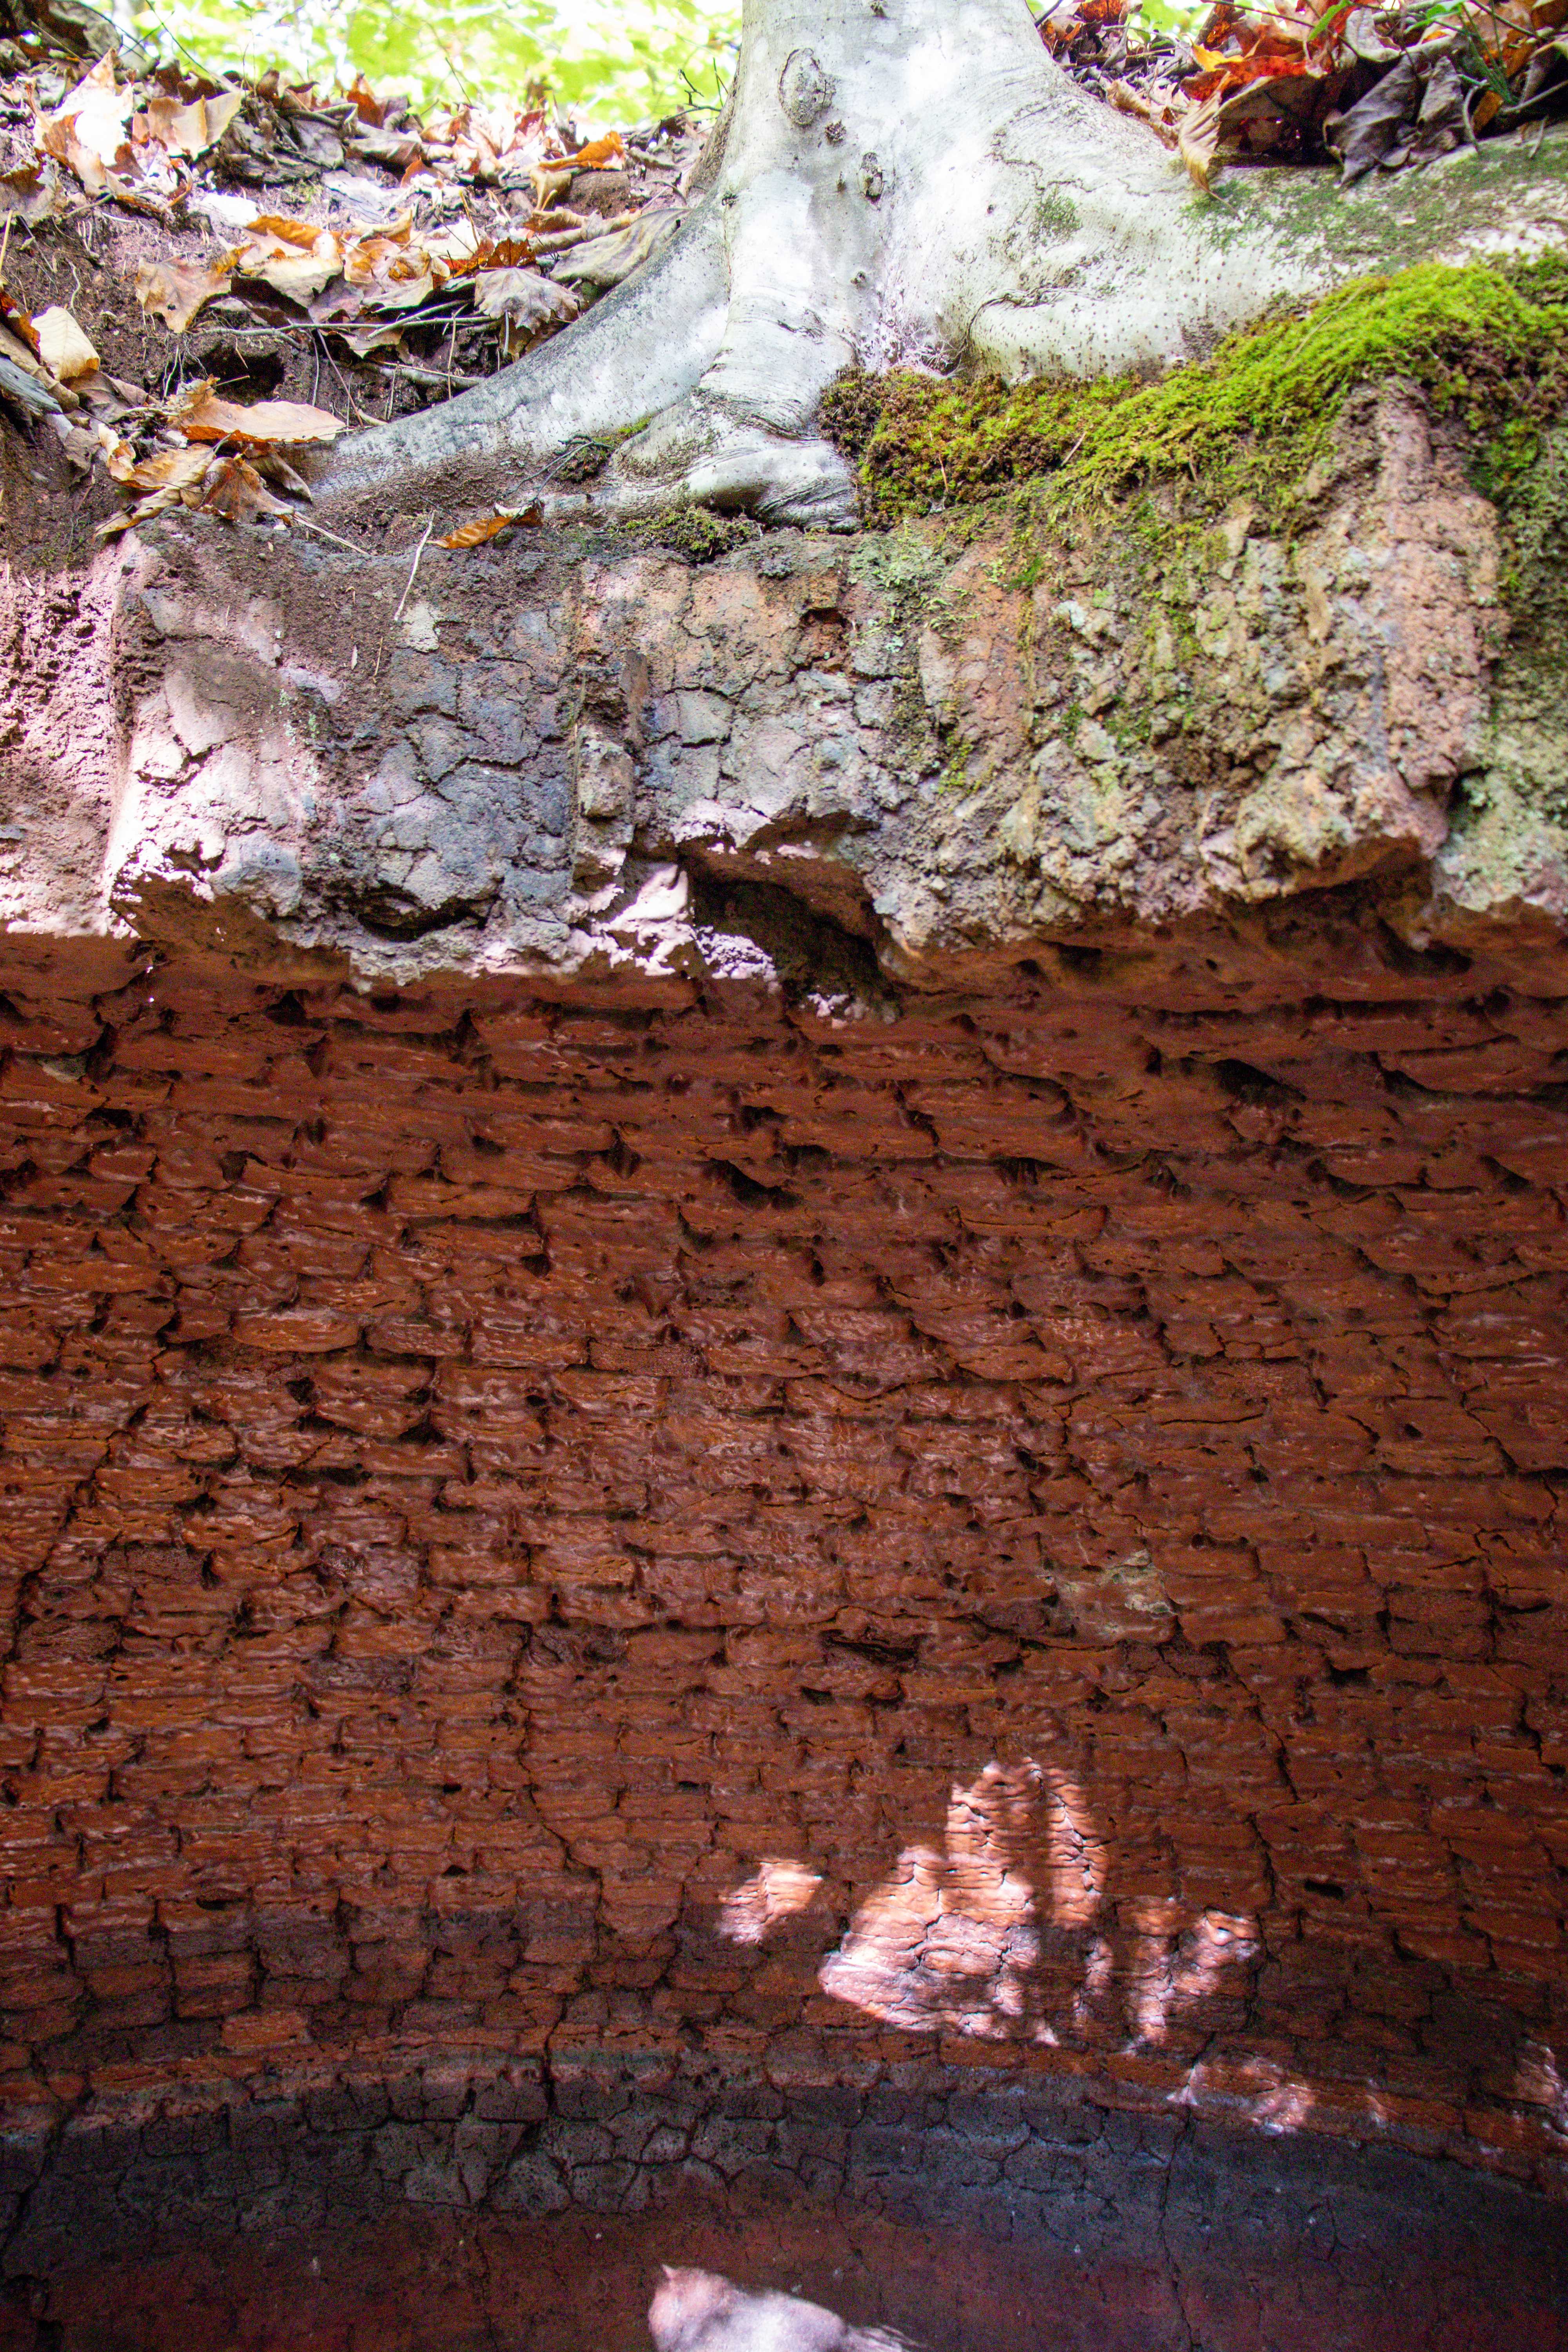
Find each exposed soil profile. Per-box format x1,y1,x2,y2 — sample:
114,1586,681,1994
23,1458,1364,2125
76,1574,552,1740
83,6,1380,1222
0,941,1566,2352
1,339,1567,2343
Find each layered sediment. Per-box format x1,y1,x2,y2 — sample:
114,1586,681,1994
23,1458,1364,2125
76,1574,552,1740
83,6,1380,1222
0,383,1566,2344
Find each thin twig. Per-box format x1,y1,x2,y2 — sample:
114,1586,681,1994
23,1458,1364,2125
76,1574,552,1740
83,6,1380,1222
288,512,365,554
317,338,376,428
392,512,435,623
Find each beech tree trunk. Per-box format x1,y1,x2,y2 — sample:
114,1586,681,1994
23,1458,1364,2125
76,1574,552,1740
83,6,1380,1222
319,0,1560,526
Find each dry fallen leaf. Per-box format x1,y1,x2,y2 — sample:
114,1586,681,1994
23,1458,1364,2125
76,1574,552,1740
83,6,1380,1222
0,161,64,225
532,129,626,204
552,209,682,289
98,443,294,538
135,257,234,334
167,381,346,447
471,265,579,334
1178,89,1225,190
438,502,543,548
35,54,132,197
328,317,407,358
193,453,290,523
135,89,245,159
232,216,343,305
0,319,58,397
47,412,100,470
107,444,211,495
0,288,40,358
33,305,99,382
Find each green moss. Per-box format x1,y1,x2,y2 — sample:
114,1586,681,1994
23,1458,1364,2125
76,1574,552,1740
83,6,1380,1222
637,505,760,564
825,252,1568,528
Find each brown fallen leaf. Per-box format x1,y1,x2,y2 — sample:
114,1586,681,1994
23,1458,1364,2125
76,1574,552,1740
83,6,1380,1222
135,257,234,334
135,89,245,159
471,266,579,334
339,218,444,312
33,305,99,382
0,288,40,358
1178,88,1225,190
0,162,64,225
232,216,343,305
346,120,423,171
328,317,407,359
445,232,535,279
552,208,682,290
98,444,294,538
438,502,543,548
35,54,133,198
47,412,100,470
105,443,211,494
0,319,65,403
240,209,321,247
167,381,346,447
532,129,626,204
193,453,290,523
102,170,185,226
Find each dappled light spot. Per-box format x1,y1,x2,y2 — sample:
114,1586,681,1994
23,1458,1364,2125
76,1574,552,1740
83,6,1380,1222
718,1857,824,1945
725,1759,1260,2052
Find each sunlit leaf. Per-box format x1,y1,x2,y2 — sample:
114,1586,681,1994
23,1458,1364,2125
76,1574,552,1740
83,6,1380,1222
438,502,543,546
167,381,347,445
33,304,100,381
135,256,234,332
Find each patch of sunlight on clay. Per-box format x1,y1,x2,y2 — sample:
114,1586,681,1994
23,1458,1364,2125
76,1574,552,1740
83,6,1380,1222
719,1858,823,1946
719,1757,1261,2052
1516,2040,1568,2131
1039,1763,1106,1927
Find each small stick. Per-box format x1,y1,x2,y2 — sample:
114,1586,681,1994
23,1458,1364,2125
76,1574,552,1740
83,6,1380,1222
288,512,365,554
392,511,434,622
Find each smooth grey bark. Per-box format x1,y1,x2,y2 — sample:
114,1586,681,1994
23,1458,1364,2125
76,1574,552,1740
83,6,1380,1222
318,0,1568,528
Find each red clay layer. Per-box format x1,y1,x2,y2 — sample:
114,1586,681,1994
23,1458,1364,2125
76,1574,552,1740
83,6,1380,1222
0,940,1564,2191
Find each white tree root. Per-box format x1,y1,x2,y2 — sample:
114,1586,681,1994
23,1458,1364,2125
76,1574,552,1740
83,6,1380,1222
319,0,1568,528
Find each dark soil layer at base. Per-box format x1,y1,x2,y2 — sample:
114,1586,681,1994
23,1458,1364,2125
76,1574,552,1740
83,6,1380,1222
2,2098,1564,2352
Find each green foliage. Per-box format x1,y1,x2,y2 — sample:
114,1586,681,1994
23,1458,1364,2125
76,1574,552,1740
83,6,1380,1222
824,256,1568,526
107,0,739,120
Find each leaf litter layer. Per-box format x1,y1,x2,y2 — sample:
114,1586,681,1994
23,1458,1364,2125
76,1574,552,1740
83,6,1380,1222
821,251,1568,529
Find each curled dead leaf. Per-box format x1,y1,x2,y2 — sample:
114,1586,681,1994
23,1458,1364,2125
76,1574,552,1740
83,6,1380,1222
135,89,244,158
33,304,98,382
328,317,407,359
135,257,234,334
0,162,63,225
98,446,292,538
111,445,212,495
438,502,543,548
193,454,290,524
531,128,625,204
0,319,64,405
1178,89,1225,189
35,54,132,197
232,217,343,304
471,266,579,334
451,234,534,276
167,381,345,447
552,208,682,289
47,412,100,470
0,290,41,359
